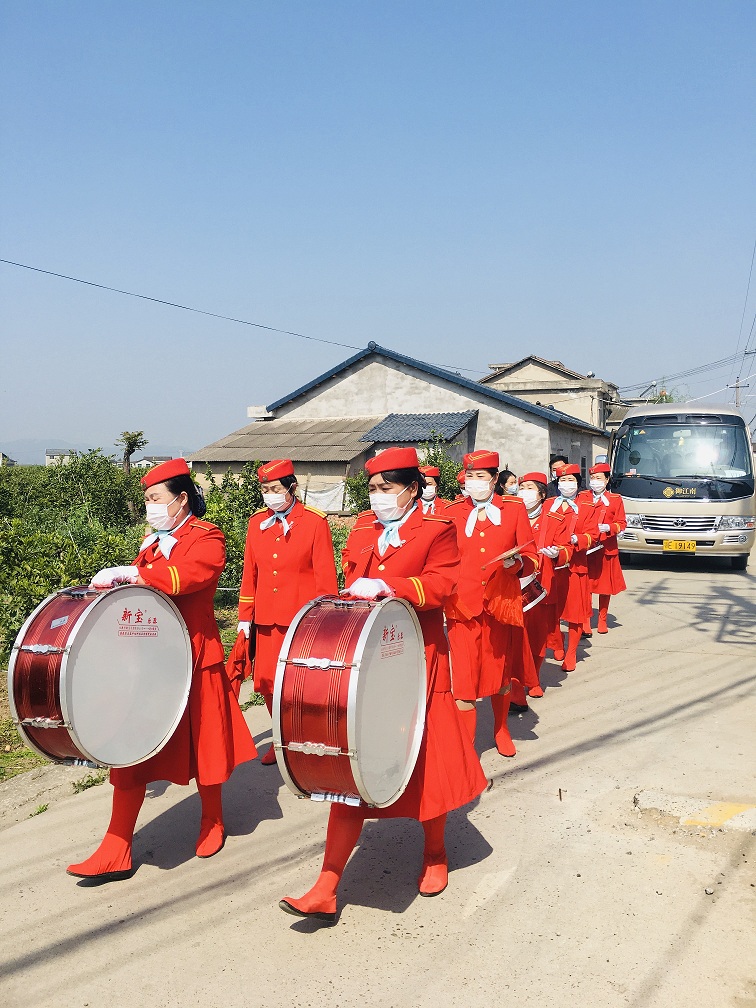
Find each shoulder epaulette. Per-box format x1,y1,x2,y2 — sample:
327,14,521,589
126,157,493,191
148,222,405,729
500,495,525,504
251,507,267,516
423,514,453,523
356,509,374,518
190,520,215,529
304,504,327,518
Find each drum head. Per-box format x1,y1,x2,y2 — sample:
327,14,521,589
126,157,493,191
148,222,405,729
63,586,192,767
349,598,426,807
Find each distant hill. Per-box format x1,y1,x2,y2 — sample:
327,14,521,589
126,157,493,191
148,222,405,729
0,439,193,466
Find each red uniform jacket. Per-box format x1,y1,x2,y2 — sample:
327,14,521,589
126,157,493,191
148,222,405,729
136,518,226,668
444,494,538,620
538,497,598,576
577,490,627,557
238,499,338,627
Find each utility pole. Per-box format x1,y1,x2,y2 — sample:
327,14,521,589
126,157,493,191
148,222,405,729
728,351,756,407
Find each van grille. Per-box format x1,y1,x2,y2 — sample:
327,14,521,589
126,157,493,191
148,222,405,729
641,516,718,533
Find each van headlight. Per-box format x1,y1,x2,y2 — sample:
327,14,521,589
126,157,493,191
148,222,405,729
626,514,644,527
718,516,755,530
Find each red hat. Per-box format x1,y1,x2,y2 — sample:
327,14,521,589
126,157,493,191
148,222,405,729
559,464,581,477
457,471,466,486
589,463,611,475
365,446,419,475
551,462,567,474
520,471,548,484
258,458,295,482
419,465,440,478
464,449,499,470
141,458,190,488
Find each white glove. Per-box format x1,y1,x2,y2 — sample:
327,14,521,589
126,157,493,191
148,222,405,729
342,577,393,600
539,545,560,559
90,566,139,588
598,523,611,534
237,621,251,639
502,556,520,569
570,534,579,545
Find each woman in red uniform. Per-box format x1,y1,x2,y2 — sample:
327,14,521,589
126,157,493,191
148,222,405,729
547,465,599,672
579,462,627,634
444,451,539,757
67,459,257,882
279,448,487,922
517,471,551,696
237,459,339,764
419,464,447,515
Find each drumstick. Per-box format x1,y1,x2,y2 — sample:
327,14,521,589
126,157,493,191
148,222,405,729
481,540,535,570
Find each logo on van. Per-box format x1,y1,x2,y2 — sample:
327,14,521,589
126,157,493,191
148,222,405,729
663,487,674,498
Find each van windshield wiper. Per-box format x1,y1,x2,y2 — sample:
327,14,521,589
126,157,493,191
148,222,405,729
614,474,683,487
673,474,753,484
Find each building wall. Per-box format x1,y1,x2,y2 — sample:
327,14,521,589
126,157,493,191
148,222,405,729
275,358,575,475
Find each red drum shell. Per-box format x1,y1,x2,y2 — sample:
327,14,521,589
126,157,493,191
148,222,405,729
8,585,192,767
273,596,426,808
519,572,547,613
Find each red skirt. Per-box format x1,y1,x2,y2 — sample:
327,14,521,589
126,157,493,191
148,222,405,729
560,570,591,625
111,660,257,789
524,599,558,664
588,551,627,596
447,613,516,699
510,625,539,690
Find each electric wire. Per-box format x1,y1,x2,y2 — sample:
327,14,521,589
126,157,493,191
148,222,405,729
0,257,485,376
727,238,756,385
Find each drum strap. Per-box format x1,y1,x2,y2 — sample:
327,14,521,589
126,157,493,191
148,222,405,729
537,507,579,552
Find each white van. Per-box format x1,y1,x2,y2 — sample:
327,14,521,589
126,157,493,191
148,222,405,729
610,403,755,569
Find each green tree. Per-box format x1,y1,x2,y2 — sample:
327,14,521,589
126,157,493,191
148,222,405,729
115,431,148,475
418,433,463,500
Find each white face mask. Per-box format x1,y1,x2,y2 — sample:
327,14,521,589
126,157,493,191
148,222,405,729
557,480,578,499
465,477,493,502
421,485,437,501
590,478,606,494
370,489,411,523
263,491,290,512
146,494,181,531
519,487,540,509
505,483,519,495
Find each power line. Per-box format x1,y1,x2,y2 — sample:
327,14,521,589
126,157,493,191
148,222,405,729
728,238,756,385
0,257,485,376
619,353,742,393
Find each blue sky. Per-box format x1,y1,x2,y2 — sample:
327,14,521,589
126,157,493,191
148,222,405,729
2,1,755,459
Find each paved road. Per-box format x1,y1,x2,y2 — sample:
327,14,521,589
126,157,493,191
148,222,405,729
1,560,754,1008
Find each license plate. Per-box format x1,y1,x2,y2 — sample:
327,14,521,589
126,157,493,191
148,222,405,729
662,539,696,552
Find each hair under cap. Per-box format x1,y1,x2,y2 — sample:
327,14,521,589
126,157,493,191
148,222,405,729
141,458,191,488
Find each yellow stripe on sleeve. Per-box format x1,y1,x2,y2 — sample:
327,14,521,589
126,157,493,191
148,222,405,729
169,566,180,594
410,577,426,608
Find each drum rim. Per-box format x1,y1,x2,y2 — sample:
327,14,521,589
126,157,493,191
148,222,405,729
346,596,427,808
9,585,193,768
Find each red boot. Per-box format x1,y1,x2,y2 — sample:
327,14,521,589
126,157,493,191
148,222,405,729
597,595,610,633
561,624,582,672
419,814,448,896
547,627,565,662
260,694,278,765
491,692,516,757
196,783,225,858
67,784,145,881
280,804,363,923
509,676,529,711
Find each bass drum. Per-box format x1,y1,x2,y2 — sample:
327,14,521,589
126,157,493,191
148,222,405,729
8,585,193,768
273,596,426,808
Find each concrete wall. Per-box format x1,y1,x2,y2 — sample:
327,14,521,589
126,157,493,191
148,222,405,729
275,357,586,475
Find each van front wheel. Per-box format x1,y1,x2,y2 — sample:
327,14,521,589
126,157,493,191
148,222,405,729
731,554,748,570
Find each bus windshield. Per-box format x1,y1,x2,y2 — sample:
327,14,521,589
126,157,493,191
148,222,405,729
611,420,754,501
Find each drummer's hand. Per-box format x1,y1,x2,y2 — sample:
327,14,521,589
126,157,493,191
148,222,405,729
539,545,560,559
598,523,611,533
89,566,140,588
502,556,519,569
570,534,579,545
237,621,251,639
341,577,393,600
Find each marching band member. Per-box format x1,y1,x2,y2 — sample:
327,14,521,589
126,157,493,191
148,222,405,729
579,463,627,634
517,471,551,696
279,448,486,922
68,459,257,882
238,459,338,764
495,468,519,495
419,464,447,514
547,464,599,672
444,451,538,757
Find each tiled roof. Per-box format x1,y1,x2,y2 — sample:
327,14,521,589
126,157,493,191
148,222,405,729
361,411,477,443
188,416,385,465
